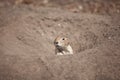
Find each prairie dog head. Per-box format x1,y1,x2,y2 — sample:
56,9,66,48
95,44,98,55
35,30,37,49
54,36,70,48
54,35,73,55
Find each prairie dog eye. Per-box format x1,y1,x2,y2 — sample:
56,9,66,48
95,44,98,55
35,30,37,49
62,38,65,40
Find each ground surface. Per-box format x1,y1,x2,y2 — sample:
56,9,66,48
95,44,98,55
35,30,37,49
0,3,120,80
0,0,120,15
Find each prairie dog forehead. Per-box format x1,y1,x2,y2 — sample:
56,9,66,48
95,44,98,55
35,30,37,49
54,35,68,42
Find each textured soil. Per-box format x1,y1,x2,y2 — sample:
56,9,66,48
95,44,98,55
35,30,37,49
0,4,120,80
0,0,120,14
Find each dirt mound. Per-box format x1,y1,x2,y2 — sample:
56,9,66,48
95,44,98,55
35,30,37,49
0,5,120,80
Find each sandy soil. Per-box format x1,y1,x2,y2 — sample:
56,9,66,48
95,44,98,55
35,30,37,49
0,5,120,80
0,0,120,14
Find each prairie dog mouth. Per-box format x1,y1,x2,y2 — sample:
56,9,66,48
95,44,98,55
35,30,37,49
55,45,61,48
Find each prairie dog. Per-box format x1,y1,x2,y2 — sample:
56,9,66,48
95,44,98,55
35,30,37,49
54,35,73,55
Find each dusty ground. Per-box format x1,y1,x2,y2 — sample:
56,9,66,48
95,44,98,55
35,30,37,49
0,0,120,15
0,3,120,80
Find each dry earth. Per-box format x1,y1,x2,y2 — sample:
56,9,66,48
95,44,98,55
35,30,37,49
0,0,120,14
0,5,120,80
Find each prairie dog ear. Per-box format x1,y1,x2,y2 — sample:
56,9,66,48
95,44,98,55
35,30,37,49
64,37,70,46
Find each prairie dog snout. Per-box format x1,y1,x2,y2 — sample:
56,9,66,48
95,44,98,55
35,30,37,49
54,35,73,55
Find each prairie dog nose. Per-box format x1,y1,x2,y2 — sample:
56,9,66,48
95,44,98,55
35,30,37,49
55,42,58,44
